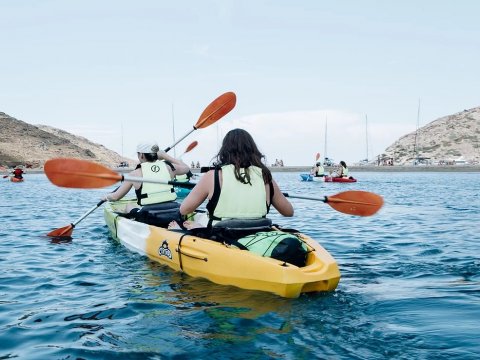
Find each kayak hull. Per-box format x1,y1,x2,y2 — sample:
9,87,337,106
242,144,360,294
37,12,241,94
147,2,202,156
300,174,325,182
104,200,340,298
10,177,24,182
324,176,357,183
174,187,191,198
300,173,312,181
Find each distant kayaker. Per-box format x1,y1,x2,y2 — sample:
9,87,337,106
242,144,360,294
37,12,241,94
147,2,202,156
333,160,349,178
170,128,293,229
102,141,190,216
12,167,24,179
310,162,325,177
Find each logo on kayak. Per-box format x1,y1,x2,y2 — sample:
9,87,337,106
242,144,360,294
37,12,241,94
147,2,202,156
158,240,172,260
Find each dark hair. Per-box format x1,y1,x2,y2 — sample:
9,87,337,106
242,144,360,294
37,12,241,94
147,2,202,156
144,153,158,162
216,128,272,184
340,161,347,168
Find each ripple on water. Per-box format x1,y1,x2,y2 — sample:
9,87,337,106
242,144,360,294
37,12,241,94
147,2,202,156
1,173,479,358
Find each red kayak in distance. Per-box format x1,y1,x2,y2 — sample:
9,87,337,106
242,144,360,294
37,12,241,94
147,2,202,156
324,176,357,183
9,177,24,183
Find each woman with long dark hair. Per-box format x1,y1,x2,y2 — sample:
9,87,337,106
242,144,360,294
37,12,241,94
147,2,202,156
175,128,293,228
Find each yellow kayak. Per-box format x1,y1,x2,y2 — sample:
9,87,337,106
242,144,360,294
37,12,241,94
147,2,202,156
104,200,340,298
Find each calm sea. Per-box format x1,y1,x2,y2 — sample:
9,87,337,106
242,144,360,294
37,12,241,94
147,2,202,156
1,172,479,359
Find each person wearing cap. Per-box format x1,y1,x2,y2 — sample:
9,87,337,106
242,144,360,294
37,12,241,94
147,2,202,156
102,141,190,214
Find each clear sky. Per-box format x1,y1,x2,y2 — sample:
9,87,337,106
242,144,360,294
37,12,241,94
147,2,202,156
1,0,479,166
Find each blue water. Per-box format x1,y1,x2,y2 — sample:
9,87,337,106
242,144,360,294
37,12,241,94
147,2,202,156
1,172,479,359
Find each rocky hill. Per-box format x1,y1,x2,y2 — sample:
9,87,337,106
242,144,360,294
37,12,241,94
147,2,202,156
0,112,131,169
380,106,480,165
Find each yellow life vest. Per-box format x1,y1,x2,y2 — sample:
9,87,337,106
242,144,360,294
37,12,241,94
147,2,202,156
316,165,325,176
212,165,267,220
138,160,176,205
342,166,349,177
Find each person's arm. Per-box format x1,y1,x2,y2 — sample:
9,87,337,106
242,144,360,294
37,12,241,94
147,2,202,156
179,170,213,215
270,180,294,217
101,169,139,201
157,150,191,178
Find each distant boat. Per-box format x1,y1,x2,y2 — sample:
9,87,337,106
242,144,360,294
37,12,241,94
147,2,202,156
10,176,24,183
324,176,357,183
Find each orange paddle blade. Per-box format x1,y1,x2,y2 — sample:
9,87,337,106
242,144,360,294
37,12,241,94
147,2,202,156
47,224,74,237
315,153,320,161
185,141,198,153
195,92,236,129
44,158,121,188
326,190,384,216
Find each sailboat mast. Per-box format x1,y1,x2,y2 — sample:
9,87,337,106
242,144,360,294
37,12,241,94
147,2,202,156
171,103,176,158
365,114,369,162
121,122,124,159
324,115,328,164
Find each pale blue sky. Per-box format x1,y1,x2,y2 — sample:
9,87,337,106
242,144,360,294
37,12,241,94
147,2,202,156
1,0,479,166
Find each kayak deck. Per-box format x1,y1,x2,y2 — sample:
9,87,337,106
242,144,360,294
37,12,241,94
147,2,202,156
104,200,340,298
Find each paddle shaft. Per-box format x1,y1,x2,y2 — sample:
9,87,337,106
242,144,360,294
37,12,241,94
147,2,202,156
283,192,379,206
164,130,195,153
163,92,236,152
283,193,327,203
122,174,196,189
72,200,106,226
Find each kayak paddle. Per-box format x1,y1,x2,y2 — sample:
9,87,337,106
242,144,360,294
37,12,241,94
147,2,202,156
47,200,105,237
282,191,383,216
164,91,236,152
46,91,233,238
43,133,204,236
44,158,196,189
45,158,383,218
180,141,198,158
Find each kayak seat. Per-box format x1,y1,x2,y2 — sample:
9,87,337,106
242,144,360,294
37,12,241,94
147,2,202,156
187,218,272,243
134,201,182,228
212,218,273,243
213,218,273,231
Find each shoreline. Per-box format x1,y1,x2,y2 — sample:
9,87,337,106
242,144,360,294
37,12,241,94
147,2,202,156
12,164,480,174
265,165,480,173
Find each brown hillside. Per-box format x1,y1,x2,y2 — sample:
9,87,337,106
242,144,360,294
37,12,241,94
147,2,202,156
380,107,480,165
0,112,132,168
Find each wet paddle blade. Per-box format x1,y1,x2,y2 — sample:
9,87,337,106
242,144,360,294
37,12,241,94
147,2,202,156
195,92,236,129
326,190,384,216
47,224,73,237
44,158,122,188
